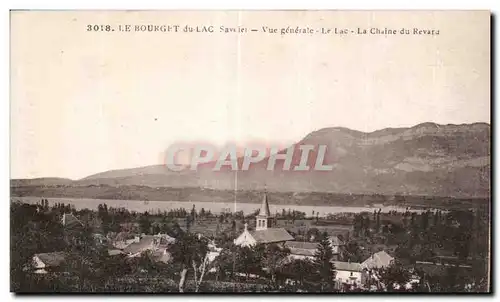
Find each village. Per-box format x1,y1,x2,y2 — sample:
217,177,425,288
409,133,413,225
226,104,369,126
10,193,489,293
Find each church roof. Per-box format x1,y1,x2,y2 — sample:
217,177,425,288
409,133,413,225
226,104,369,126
249,228,293,244
258,193,271,217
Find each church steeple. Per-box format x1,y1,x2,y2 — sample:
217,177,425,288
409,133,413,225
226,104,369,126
256,192,271,230
259,192,271,217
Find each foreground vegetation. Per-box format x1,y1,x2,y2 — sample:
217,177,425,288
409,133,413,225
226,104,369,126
11,199,490,293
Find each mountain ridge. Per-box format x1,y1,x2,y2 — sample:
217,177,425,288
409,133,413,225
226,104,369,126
11,122,490,198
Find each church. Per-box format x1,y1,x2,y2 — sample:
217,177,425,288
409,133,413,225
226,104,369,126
234,193,294,247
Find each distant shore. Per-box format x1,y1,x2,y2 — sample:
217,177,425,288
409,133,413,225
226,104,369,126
10,184,489,211
13,196,437,216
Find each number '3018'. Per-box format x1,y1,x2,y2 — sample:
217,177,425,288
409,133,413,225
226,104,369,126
87,25,113,32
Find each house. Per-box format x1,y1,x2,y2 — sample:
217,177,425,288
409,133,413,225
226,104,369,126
120,236,154,257
328,235,345,260
413,261,473,278
61,213,83,229
32,252,66,274
361,250,394,270
122,233,175,258
332,261,363,286
150,249,172,264
234,193,294,247
285,241,318,261
155,233,176,245
111,232,139,249
108,249,124,256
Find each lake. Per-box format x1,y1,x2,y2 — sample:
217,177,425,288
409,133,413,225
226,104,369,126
13,196,427,216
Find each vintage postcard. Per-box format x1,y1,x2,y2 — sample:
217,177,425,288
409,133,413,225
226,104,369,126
10,10,491,293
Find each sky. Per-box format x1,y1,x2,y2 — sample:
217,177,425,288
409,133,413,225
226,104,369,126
10,11,490,180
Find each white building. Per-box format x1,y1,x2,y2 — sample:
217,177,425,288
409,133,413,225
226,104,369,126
233,194,372,288
333,261,363,286
122,233,175,259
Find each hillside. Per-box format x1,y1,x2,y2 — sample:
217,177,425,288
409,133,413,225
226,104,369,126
10,177,73,187
11,122,491,199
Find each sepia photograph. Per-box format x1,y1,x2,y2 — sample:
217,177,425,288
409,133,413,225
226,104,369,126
9,10,491,293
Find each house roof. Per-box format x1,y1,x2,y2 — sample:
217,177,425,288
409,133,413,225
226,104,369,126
413,261,473,277
34,252,66,267
333,261,362,272
187,224,218,237
258,193,271,217
285,241,319,250
285,241,319,257
289,248,316,257
113,231,135,242
249,228,294,244
61,213,83,229
122,235,155,254
329,235,345,246
361,250,394,270
108,249,124,256
155,233,175,244
113,238,137,250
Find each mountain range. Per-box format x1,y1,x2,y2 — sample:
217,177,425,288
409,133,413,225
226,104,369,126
11,122,491,199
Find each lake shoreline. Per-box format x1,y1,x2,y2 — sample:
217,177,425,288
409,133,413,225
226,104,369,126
13,196,435,216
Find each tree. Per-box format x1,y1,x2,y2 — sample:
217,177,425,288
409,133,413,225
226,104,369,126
10,202,67,292
10,203,40,292
260,244,290,288
364,216,371,237
98,203,111,234
168,232,210,292
280,258,318,291
306,228,321,242
313,237,336,291
214,244,264,281
372,263,411,291
213,243,238,281
238,245,261,279
64,224,108,290
139,211,152,234
353,214,363,237
343,241,362,262
231,220,236,236
191,204,196,222
376,209,381,232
